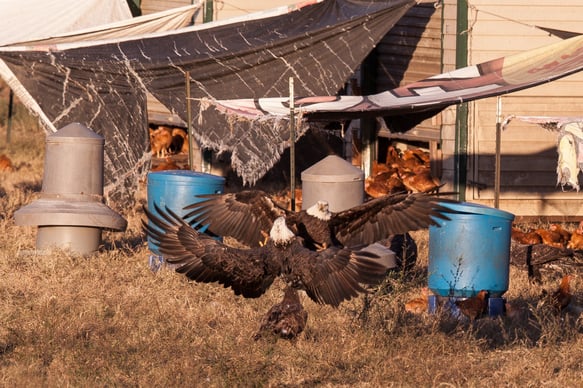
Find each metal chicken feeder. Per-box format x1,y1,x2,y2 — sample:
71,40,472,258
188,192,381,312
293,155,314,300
301,155,364,212
301,155,400,271
14,123,127,255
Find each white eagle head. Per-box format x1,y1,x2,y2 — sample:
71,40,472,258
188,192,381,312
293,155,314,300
270,216,295,246
306,200,331,221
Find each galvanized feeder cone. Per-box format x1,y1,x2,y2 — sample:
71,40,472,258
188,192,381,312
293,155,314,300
15,123,127,256
301,155,364,212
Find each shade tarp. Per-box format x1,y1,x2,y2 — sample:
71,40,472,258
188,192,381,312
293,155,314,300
0,4,201,133
0,0,416,204
5,5,201,47
0,0,132,46
211,34,583,122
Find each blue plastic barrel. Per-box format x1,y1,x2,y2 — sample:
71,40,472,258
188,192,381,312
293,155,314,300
147,170,225,254
428,202,515,298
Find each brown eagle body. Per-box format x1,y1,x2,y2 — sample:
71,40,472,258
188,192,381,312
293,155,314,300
183,189,455,249
254,286,308,340
143,205,391,338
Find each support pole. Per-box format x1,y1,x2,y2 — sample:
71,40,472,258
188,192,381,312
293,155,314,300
203,0,213,22
494,96,502,208
185,71,196,171
7,89,14,144
289,77,296,212
455,0,469,202
200,0,213,173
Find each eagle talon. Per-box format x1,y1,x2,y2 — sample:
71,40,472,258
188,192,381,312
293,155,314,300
259,230,269,247
314,242,328,251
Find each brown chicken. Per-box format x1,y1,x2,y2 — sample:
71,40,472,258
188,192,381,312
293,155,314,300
0,154,14,172
402,147,430,164
511,226,542,245
149,126,173,158
365,174,391,198
399,170,441,193
455,290,489,320
365,171,406,198
405,287,430,314
541,274,575,311
549,224,571,246
567,221,583,250
535,228,565,248
371,160,392,176
396,157,425,173
385,145,402,167
170,128,189,154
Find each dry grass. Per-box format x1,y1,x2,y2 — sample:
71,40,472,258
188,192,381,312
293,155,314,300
1,89,583,387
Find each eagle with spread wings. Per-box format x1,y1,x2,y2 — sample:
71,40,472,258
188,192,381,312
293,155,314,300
143,204,393,339
183,189,456,249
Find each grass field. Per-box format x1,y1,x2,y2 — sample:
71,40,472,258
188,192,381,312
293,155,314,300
1,83,582,386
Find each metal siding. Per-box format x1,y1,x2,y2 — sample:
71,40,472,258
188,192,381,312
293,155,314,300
466,0,583,216
376,2,443,140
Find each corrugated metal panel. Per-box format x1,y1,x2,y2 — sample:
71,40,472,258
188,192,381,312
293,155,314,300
376,3,442,91
376,2,443,141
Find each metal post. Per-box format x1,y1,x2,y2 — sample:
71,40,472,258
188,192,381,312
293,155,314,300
7,89,14,144
360,49,377,179
455,0,469,202
185,71,195,171
203,0,213,22
289,77,296,212
200,0,213,172
494,96,502,208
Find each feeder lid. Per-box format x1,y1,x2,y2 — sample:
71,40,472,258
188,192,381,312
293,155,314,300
301,155,364,182
437,201,515,221
147,170,226,185
14,198,127,231
47,123,103,144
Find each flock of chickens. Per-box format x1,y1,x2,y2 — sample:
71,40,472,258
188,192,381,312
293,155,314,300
405,273,576,321
148,125,190,171
403,218,583,320
365,145,441,198
404,219,582,320
511,221,583,250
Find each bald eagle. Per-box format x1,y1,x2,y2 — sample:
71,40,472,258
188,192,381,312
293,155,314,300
254,286,308,340
143,204,392,338
183,189,455,249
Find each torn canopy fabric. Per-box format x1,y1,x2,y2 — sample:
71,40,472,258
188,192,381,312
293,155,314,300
0,0,416,204
0,5,201,134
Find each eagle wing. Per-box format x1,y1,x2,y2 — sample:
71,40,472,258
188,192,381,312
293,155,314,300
330,192,455,248
287,241,388,307
182,190,287,247
143,204,281,298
